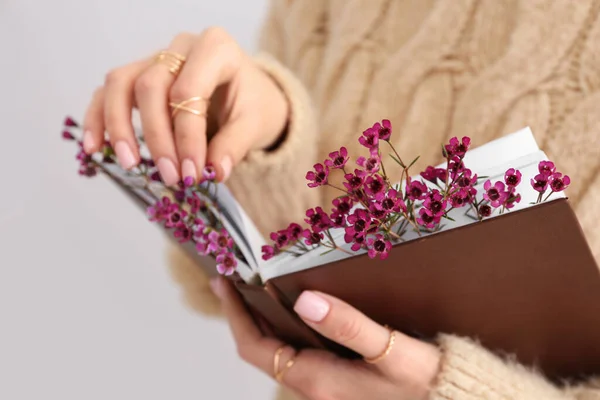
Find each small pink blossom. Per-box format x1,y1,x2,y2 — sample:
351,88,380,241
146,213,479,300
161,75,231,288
549,173,570,192
376,189,406,213
287,223,304,240
416,208,440,229
62,130,75,140
261,245,277,261
270,229,291,249
504,168,522,187
445,137,471,159
343,169,367,191
207,230,233,254
173,225,192,243
455,169,477,188
367,234,392,260
64,116,79,127
345,209,372,238
504,192,522,209
423,190,447,217
448,156,465,180
372,119,392,141
478,204,492,218
358,127,379,149
538,161,556,177
216,252,237,276
364,174,386,197
324,147,349,169
306,163,329,188
303,229,324,246
305,207,332,232
332,196,354,215
483,180,509,208
531,173,549,193
202,165,217,181
420,166,447,184
356,152,381,174
406,180,428,201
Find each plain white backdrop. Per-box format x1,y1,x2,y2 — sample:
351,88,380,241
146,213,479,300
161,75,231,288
0,0,277,399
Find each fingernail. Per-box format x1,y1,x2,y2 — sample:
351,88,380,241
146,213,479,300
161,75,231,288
181,159,198,183
210,277,224,299
157,157,180,186
114,140,136,169
220,156,232,182
294,291,330,322
83,130,95,153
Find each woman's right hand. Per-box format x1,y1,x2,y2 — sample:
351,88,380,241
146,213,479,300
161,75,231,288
83,28,290,185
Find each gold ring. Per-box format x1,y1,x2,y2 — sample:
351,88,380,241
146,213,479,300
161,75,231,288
169,96,209,118
273,345,296,383
154,50,187,76
364,325,396,364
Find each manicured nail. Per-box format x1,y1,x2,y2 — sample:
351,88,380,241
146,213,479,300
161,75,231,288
82,130,95,153
114,140,136,169
157,157,179,186
209,277,224,299
294,291,330,322
181,159,198,183
220,156,232,181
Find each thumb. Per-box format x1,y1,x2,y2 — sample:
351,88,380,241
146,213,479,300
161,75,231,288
206,116,257,182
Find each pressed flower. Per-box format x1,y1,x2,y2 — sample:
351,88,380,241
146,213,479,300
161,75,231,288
216,252,237,276
504,168,522,187
538,161,556,177
306,163,329,188
261,245,277,261
303,229,324,246
364,174,386,197
478,204,492,217
531,173,549,193
305,207,332,232
324,147,349,169
406,180,428,201
420,166,447,183
483,180,509,208
549,173,570,192
367,234,392,259
445,137,471,159
358,127,379,149
343,169,367,191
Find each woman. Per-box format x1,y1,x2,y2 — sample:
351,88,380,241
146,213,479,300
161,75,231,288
83,1,600,398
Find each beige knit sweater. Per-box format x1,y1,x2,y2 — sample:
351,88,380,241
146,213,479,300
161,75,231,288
168,0,600,398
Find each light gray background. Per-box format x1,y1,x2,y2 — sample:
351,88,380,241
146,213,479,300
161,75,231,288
0,1,277,399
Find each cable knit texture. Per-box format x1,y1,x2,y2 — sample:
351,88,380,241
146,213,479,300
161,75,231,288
167,0,600,398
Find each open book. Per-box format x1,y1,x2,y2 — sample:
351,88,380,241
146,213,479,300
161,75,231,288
82,126,600,381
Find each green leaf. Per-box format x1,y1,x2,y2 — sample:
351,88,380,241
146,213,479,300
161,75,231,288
441,144,448,158
407,155,420,169
389,153,405,168
442,215,456,222
320,248,336,256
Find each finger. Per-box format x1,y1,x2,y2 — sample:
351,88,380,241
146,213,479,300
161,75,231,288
82,87,106,154
206,115,257,182
103,61,147,169
212,278,377,400
135,33,195,186
170,27,243,183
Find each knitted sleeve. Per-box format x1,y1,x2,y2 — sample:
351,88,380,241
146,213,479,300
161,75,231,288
431,335,600,400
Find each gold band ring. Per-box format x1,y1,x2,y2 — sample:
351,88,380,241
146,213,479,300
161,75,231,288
273,345,296,383
154,50,187,76
169,96,209,118
364,325,396,364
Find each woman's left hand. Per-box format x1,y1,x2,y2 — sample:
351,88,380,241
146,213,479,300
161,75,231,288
210,277,441,400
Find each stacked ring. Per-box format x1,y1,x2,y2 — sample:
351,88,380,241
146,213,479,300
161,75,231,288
154,50,187,76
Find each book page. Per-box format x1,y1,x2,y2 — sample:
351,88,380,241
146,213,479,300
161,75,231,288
259,127,566,282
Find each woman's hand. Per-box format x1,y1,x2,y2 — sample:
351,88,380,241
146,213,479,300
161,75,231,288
211,277,441,400
83,28,289,185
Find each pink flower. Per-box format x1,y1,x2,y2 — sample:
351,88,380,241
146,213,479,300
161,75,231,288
207,230,233,254
286,223,304,240
423,190,447,217
305,207,332,232
504,193,522,209
330,211,347,227
303,229,324,246
343,169,367,191
173,225,192,243
216,252,237,276
196,241,209,256
416,208,440,229
183,176,195,187
483,180,509,208
478,204,492,218
449,186,476,208
367,234,392,260
358,127,379,149
64,116,79,127
261,245,277,261
332,196,354,215
448,156,465,180
62,130,75,140
345,209,372,238
372,119,392,141
538,161,556,177
530,173,549,193
202,165,217,181
324,147,349,169
368,202,388,220
406,180,428,201
270,229,291,249
364,174,386,197
420,166,447,184
376,189,406,213
549,173,571,192
187,193,205,214
356,151,381,174
504,168,522,187
306,163,329,188
445,137,471,159
455,169,477,188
